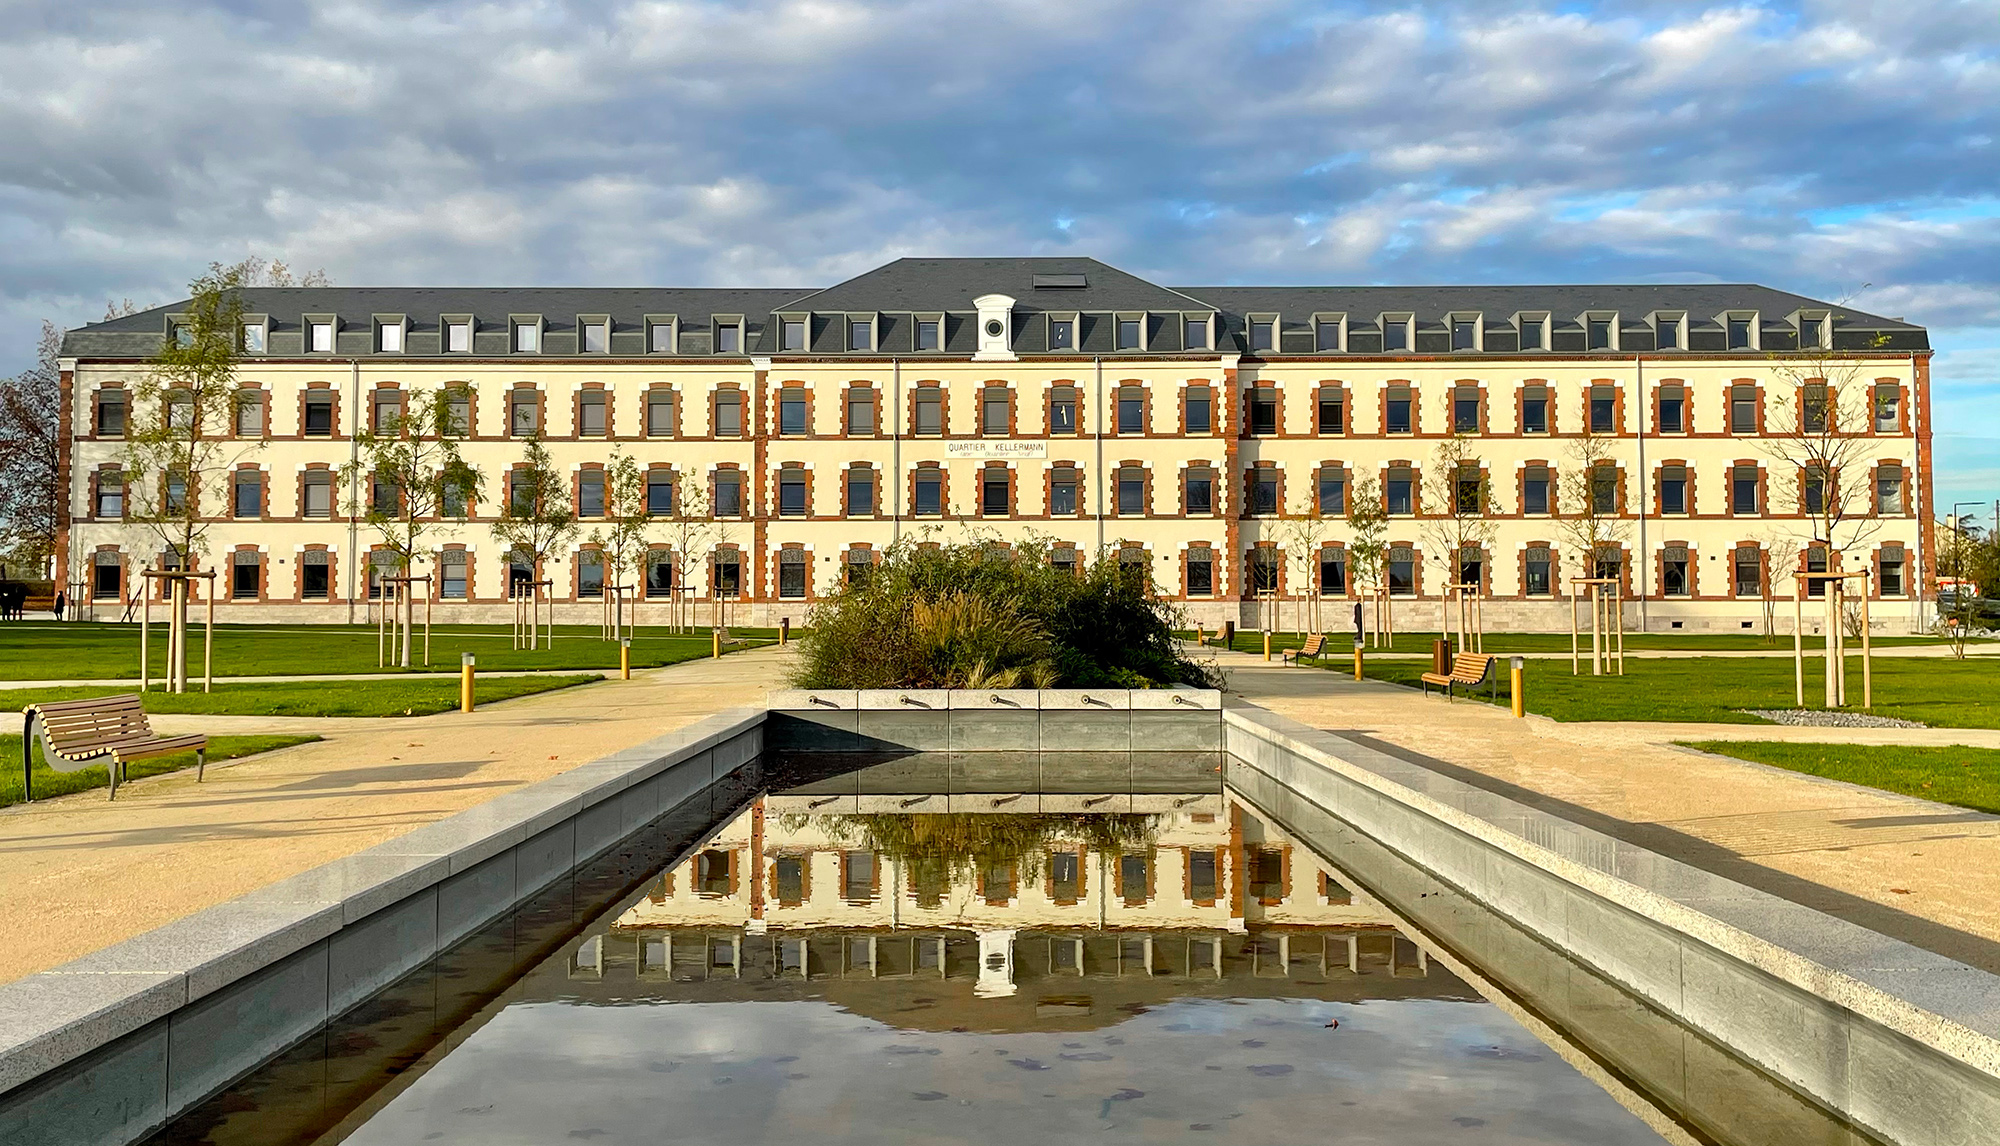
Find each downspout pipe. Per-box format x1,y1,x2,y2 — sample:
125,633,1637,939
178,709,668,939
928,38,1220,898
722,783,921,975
346,359,361,625
892,357,902,545
1634,355,1647,632
1094,355,1105,554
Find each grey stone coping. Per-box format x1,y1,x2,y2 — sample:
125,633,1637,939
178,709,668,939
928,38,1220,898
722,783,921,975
1222,705,2000,1081
767,688,1222,711
0,705,769,1098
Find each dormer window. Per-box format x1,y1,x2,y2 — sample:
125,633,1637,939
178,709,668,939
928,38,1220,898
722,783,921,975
1116,316,1143,351
1380,314,1411,352
1184,315,1209,350
308,319,335,353
1048,316,1075,350
781,318,807,352
1517,313,1548,351
847,316,874,351
376,317,406,353
1797,312,1826,350
1248,316,1276,353
1654,313,1683,350
1583,313,1618,351
1725,313,1757,350
581,319,610,354
714,318,742,354
647,317,675,353
916,316,941,351
512,320,541,353
1314,315,1343,352
445,318,472,352
240,319,267,353
1450,315,1480,352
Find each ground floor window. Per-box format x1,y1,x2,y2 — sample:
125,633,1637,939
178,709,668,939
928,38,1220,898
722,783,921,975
646,553,674,598
1662,546,1689,597
714,550,742,597
1319,547,1346,595
1733,547,1762,597
778,550,807,598
1524,547,1552,596
1881,546,1906,596
1387,546,1416,595
577,552,604,599
302,551,330,599
440,551,468,599
231,551,260,599
92,553,122,598
1186,546,1214,596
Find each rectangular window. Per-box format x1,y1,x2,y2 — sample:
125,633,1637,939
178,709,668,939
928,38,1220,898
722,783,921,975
446,322,471,352
441,553,467,599
782,320,806,351
302,474,333,518
1320,549,1347,595
1804,470,1828,515
442,476,469,518
847,469,875,514
1249,320,1275,352
914,391,942,436
1523,471,1551,515
1660,392,1685,433
1386,395,1412,434
310,322,334,353
1387,476,1413,515
1049,319,1073,350
1186,473,1213,515
1590,388,1615,433
234,392,262,437
578,554,604,599
1727,317,1752,350
96,392,128,436
1454,393,1479,433
1116,318,1142,350
301,555,329,599
1519,318,1543,351
513,323,539,353
1881,550,1906,596
779,552,807,598
1732,469,1758,514
847,391,876,434
647,554,675,597
1049,390,1077,434
1382,320,1407,352
1656,318,1680,349
1050,471,1079,515
1116,391,1142,435
1877,468,1905,514
1318,471,1345,516
232,555,260,599
371,389,403,433
1875,387,1900,433
714,473,743,515
649,322,674,353
1317,393,1343,434
1315,320,1341,351
1731,388,1758,434
714,392,743,437
1521,394,1548,433
646,392,674,437
582,322,609,354
233,474,262,518
1118,469,1146,516
1663,548,1689,597
241,323,266,353
95,477,123,518
983,471,1009,516
1451,319,1477,351
1187,550,1214,596
1525,551,1551,596
1734,550,1761,596
917,320,940,351
1186,388,1212,434
1252,472,1279,515
985,391,1012,436
914,470,942,516
1590,468,1617,514
1387,551,1415,594
778,471,806,516
509,391,538,436
1249,389,1277,435
779,390,807,436
378,323,404,353
578,391,607,436
1802,385,1829,434
92,556,123,598
715,323,741,354
304,393,335,436
646,473,674,515
1661,472,1687,515
1587,318,1612,350
1184,318,1208,349
848,319,871,351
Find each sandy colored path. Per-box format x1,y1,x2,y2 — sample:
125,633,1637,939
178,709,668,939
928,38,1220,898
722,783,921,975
0,646,790,984
1219,650,2000,975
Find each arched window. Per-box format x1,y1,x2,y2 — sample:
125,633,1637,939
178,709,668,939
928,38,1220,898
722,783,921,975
777,466,808,517
1319,546,1347,596
778,549,807,598
981,466,1010,517
1116,466,1146,516
1523,547,1552,596
1186,546,1215,596
646,550,675,598
1662,546,1689,597
1387,546,1416,595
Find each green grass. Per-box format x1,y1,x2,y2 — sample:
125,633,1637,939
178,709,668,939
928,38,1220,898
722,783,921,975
1185,628,1971,657
0,734,321,806
0,674,602,719
1681,741,2000,815
0,622,775,681
1349,655,2000,728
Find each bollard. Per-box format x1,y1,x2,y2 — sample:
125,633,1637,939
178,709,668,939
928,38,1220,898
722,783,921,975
1263,630,1272,662
460,653,475,713
780,617,790,646
1510,655,1526,718
619,638,631,680
1353,641,1364,682
713,628,722,659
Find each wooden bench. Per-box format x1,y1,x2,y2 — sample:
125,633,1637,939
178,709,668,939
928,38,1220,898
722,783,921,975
1420,652,1499,702
1282,634,1328,666
20,695,207,801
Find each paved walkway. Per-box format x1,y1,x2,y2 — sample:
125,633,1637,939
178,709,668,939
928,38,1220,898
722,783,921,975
0,645,791,984
1218,650,2000,975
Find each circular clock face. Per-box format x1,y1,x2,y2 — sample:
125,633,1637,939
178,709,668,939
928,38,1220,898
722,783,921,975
985,319,1004,337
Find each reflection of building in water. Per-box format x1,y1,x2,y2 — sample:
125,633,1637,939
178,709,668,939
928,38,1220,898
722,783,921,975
601,787,1449,1013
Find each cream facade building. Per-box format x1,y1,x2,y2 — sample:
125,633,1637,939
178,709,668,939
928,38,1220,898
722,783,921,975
56,257,1934,631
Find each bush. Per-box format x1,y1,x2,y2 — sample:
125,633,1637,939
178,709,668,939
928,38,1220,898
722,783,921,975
792,537,1214,689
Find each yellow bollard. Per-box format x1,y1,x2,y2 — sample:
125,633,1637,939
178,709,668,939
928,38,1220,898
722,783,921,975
1510,655,1526,718
620,638,631,680
460,653,475,713
1353,642,1364,682
1263,630,1272,662
713,628,722,659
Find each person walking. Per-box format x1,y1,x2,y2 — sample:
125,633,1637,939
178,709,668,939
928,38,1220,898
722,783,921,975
53,590,67,621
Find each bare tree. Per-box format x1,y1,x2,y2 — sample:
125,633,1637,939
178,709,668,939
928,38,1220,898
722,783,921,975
1343,473,1389,643
1421,435,1497,632
0,322,61,571
490,435,578,648
340,385,482,666
588,451,653,639
1555,428,1631,591
1758,336,1895,589
227,256,331,288
1274,510,1329,636
657,476,713,633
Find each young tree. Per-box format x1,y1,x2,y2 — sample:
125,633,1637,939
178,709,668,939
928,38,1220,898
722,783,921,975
1275,510,1329,636
1759,335,1895,601
118,264,263,690
1344,473,1389,643
340,385,482,666
1555,428,1630,593
588,451,653,639
1421,435,1497,647
490,435,578,649
0,322,61,571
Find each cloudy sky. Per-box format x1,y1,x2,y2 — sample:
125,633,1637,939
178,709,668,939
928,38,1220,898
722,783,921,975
2,0,1995,511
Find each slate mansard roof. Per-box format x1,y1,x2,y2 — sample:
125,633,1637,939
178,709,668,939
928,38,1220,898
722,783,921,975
62,256,1930,359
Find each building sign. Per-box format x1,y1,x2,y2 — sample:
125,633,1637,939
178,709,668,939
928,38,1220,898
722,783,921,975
944,441,1048,460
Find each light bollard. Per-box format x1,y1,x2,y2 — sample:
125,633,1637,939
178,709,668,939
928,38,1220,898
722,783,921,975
1510,655,1526,718
780,618,790,646
460,653,475,713
1353,640,1364,682
1263,630,1272,662
619,638,631,680
713,628,722,659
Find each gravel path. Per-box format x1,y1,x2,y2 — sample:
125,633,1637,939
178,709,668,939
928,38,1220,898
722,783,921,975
1742,708,1929,729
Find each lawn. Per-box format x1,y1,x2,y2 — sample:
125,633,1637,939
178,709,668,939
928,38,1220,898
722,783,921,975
1188,628,1971,657
0,674,602,719
1681,741,2000,815
1,733,321,806
0,622,775,681
1350,655,2000,728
